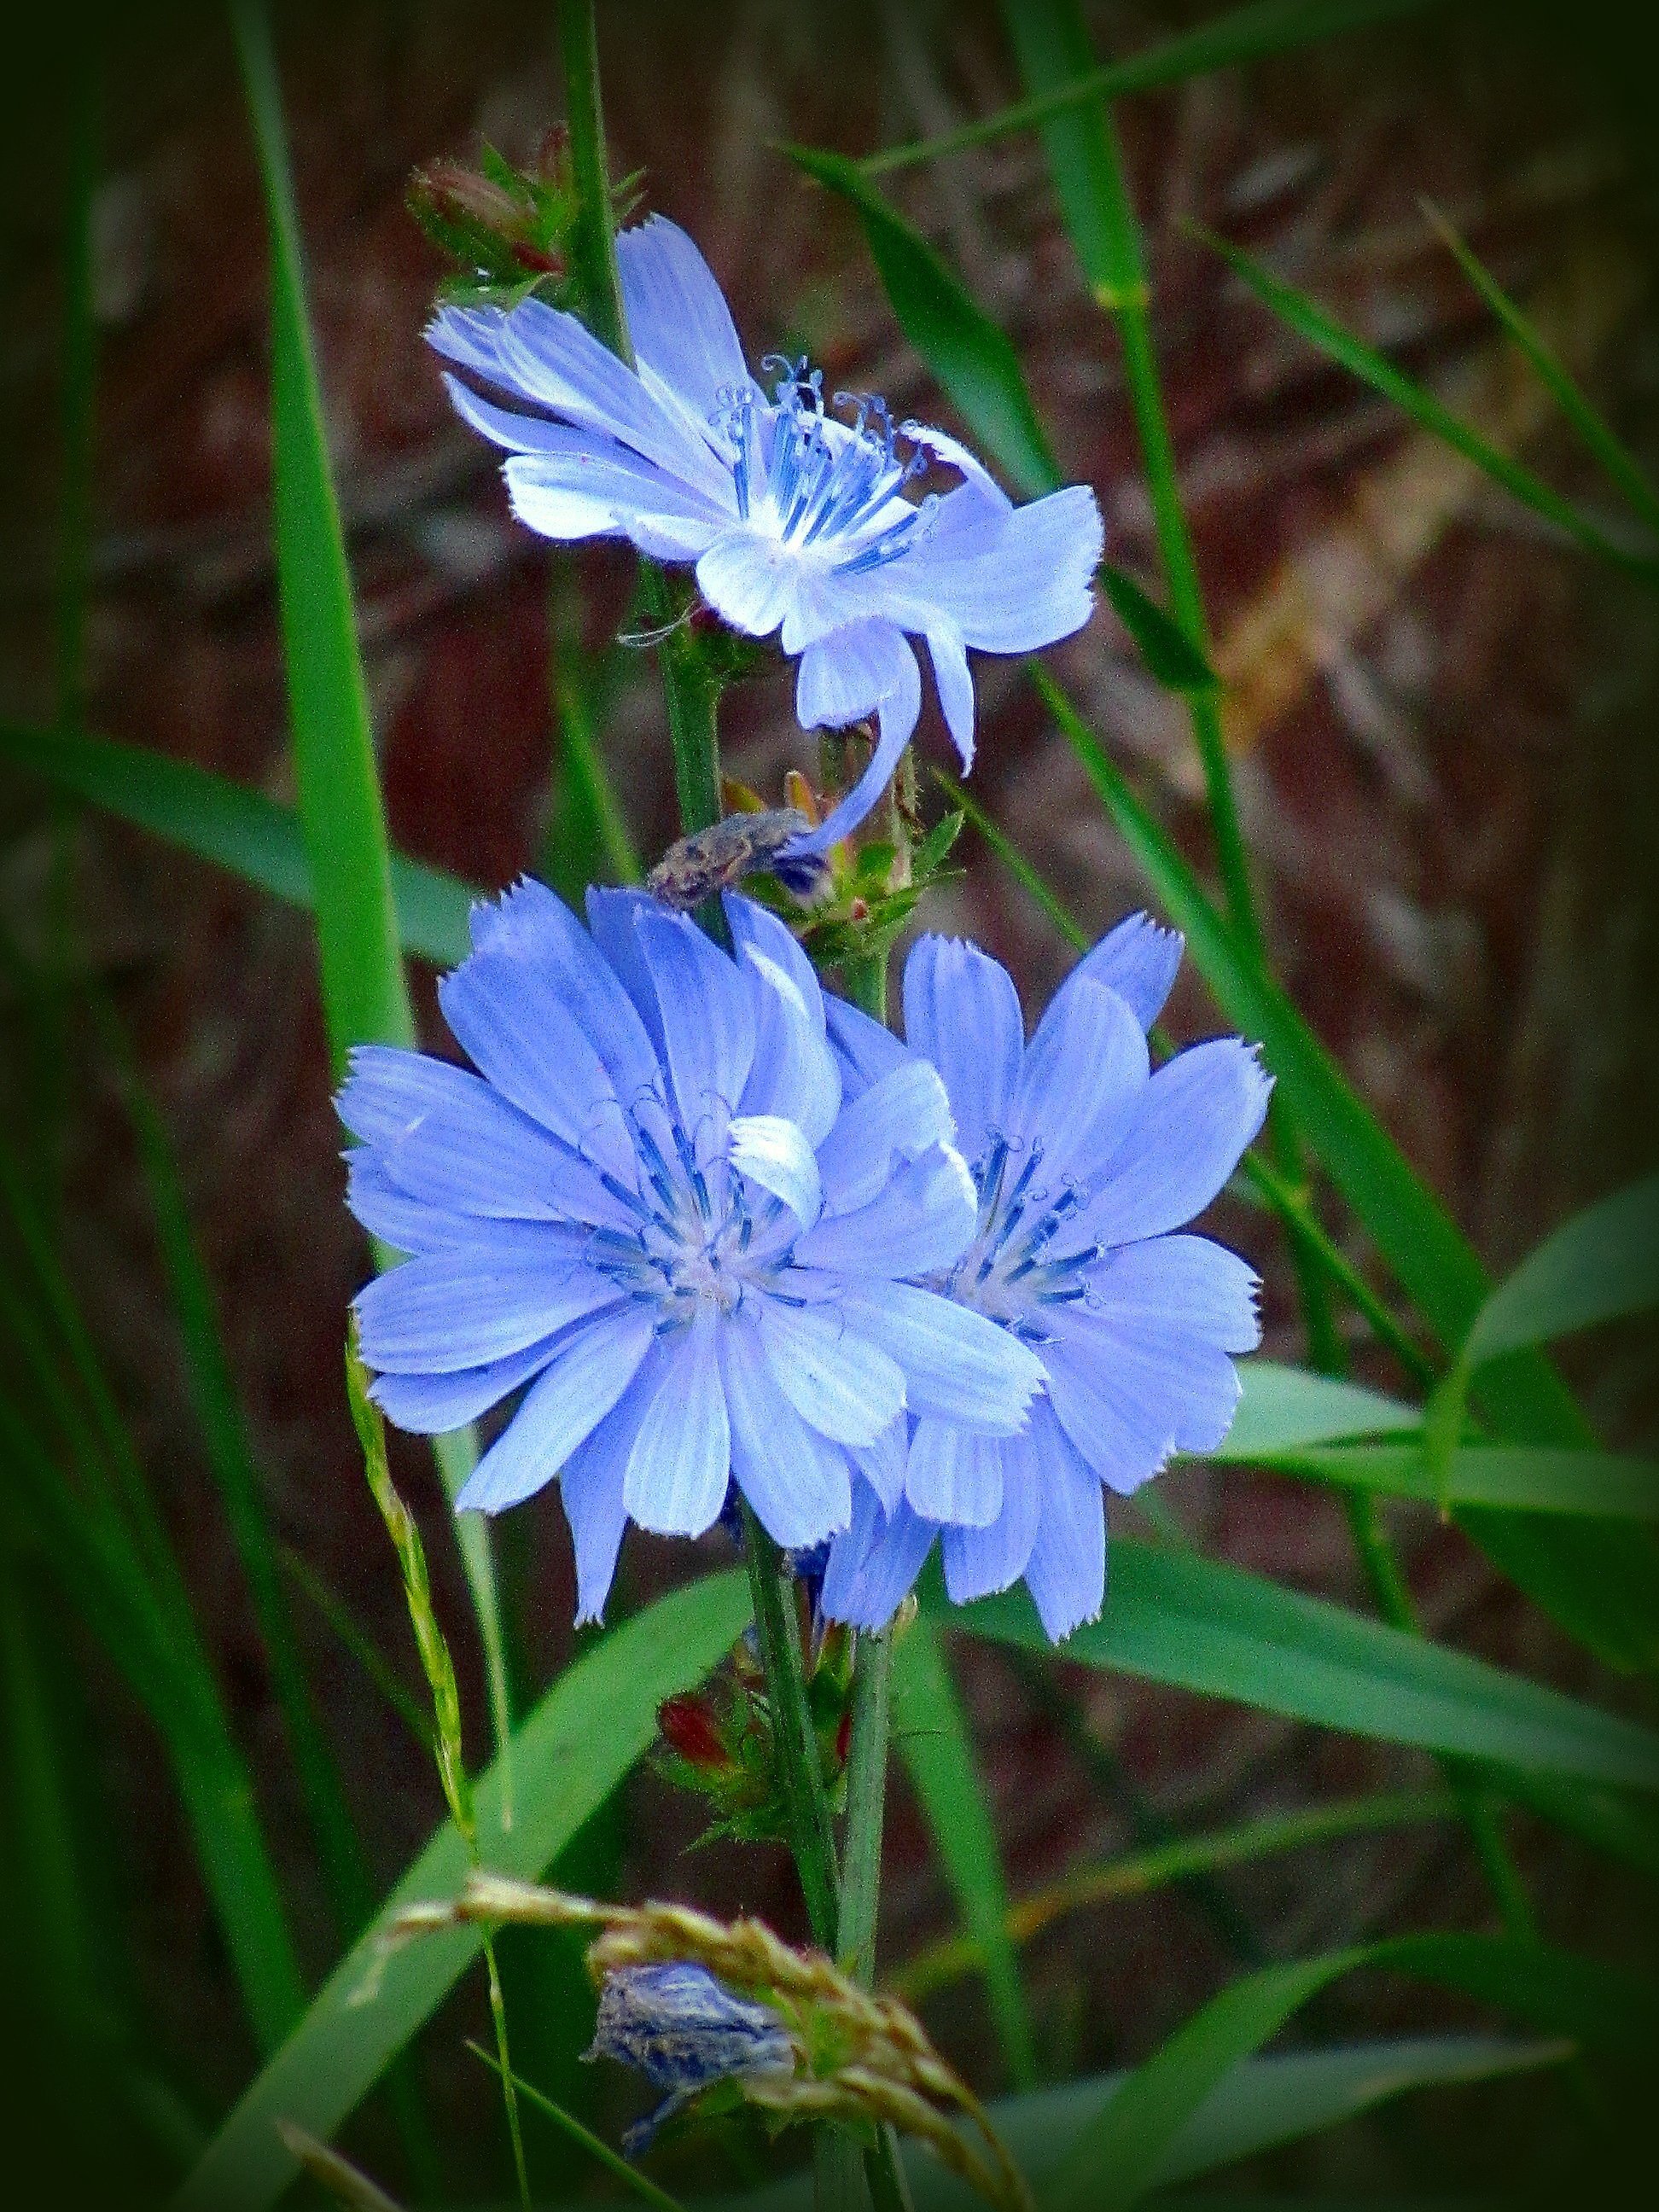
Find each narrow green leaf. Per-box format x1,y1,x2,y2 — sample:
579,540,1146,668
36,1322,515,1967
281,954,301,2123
0,721,475,968
944,1542,1659,1790
722,2034,1563,2210
1423,196,1659,533
893,1616,1038,2089
1100,563,1219,690
1265,1441,1659,1519
174,1571,751,2212
1468,1174,1659,1366
1499,1769,1659,1883
1195,223,1659,583
781,147,1058,499
861,1,1437,177
1213,1360,1419,1457
1033,672,1659,1670
1045,1934,1652,2212
108,1017,375,1938
233,0,416,1062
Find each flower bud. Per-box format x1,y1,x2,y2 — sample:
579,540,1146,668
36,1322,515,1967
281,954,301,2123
657,1693,729,1772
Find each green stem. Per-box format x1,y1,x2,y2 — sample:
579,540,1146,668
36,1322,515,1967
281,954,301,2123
837,1627,892,1991
742,1505,841,1950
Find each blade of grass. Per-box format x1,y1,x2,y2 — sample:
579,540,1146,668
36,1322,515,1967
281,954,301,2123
860,0,1435,176
1256,1441,1659,1518
231,0,511,1764
0,719,475,967
943,1544,1659,1791
1195,222,1659,581
892,1789,1454,2006
1423,196,1659,533
538,560,643,899
173,1570,750,2212
466,2042,686,2212
102,1006,375,1941
1044,1933,1653,2212
1035,669,1659,1669
0,1393,307,2050
893,1615,1038,2090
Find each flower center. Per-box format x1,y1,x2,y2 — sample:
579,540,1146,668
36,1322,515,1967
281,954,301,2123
711,359,940,575
935,1133,1096,1342
586,1103,786,1324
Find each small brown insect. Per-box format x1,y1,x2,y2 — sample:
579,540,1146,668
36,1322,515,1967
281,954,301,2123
646,808,827,908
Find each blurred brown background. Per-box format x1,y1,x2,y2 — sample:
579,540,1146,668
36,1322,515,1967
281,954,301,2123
3,1,1656,2196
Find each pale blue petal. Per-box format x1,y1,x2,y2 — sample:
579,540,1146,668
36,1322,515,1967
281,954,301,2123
785,620,923,855
794,1144,975,1279
615,216,752,434
344,1152,471,1254
457,1304,656,1513
851,1415,907,1516
1007,977,1149,1188
1053,1298,1243,1462
755,1294,906,1447
469,879,662,1109
941,1423,1043,1604
337,1044,486,1147
741,950,841,1145
559,1354,667,1624
821,1482,936,1632
369,1336,560,1435
1040,1317,1172,1495
1022,1401,1107,1641
623,1315,731,1536
1087,1235,1261,1356
724,894,826,1030
1082,1039,1272,1248
353,1239,615,1374
695,528,806,640
584,885,665,1046
908,483,1103,652
815,1059,953,1214
923,617,975,769
355,1074,608,1225
728,1115,822,1230
633,908,757,1131
492,297,733,502
504,455,727,562
832,1283,1044,1435
905,1417,1004,1528
720,1316,852,1548
824,993,908,1100
425,302,512,383
1071,911,1183,1032
902,937,1023,1167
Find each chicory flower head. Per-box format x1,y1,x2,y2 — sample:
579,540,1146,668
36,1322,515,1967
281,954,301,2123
818,917,1272,1641
428,215,1103,853
587,1961,794,2155
340,879,1042,1623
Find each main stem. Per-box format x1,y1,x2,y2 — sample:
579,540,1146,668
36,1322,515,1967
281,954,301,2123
558,0,859,2113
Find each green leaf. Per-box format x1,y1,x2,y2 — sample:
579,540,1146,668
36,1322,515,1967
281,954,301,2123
1033,672,1659,1670
718,2034,1563,2211
1263,1441,1659,1520
1100,563,1219,690
780,148,1059,499
0,720,475,969
1045,1934,1651,2212
862,0,1440,178
1212,1360,1419,1457
1194,223,1659,585
1468,1174,1659,1367
1423,196,1659,535
233,0,420,1063
944,1541,1659,1791
893,1617,1038,2089
173,1572,751,2212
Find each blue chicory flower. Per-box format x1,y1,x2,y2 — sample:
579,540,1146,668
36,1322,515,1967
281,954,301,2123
817,917,1272,1641
340,879,1042,1622
428,215,1103,854
586,1961,794,2155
